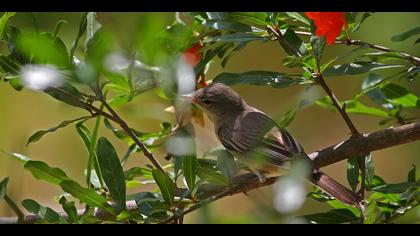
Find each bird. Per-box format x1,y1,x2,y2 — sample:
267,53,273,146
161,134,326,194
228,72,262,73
182,82,362,206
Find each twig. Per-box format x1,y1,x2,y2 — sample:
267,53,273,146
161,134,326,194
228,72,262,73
98,93,165,172
317,74,360,136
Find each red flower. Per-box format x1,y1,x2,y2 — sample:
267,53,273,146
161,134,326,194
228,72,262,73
182,43,203,66
305,12,348,45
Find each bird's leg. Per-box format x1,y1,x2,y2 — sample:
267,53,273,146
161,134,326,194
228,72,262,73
250,168,267,183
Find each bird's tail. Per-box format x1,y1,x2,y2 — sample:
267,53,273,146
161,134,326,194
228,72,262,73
308,170,363,206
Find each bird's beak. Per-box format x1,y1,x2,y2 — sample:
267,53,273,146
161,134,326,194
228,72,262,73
180,93,196,103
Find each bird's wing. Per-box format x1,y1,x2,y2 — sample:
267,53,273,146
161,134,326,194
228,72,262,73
217,111,303,167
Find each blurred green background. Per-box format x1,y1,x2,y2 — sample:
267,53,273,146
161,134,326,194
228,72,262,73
0,12,419,223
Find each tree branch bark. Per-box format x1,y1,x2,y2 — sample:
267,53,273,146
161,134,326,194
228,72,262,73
2,121,419,224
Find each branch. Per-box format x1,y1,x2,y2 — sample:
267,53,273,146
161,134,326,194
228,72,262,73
335,39,420,66
317,74,360,136
2,121,419,224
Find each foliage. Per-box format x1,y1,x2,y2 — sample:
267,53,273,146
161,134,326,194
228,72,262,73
0,12,419,224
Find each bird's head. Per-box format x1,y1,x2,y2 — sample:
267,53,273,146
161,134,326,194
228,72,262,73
182,83,246,122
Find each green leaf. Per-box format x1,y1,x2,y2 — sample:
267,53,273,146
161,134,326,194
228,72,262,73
391,26,420,42
361,73,394,110
53,20,68,38
27,116,91,146
44,83,86,109
96,137,126,211
58,196,78,223
84,12,102,50
380,83,419,108
216,150,236,182
285,12,310,25
208,12,269,29
323,62,405,77
59,180,115,215
24,161,69,185
70,12,87,61
310,22,325,67
204,19,252,32
302,209,359,224
22,199,67,224
0,12,16,39
124,167,153,180
0,150,30,163
373,182,419,194
183,155,197,191
8,77,24,91
344,100,389,117
197,166,229,186
0,55,21,74
134,192,158,216
213,71,308,88
277,110,296,128
408,165,416,182
365,153,375,190
283,28,308,56
364,200,379,224
347,157,360,192
0,177,9,200
152,169,175,206
203,32,265,43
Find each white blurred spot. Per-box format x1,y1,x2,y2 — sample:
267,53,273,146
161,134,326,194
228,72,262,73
176,57,196,97
165,136,195,156
20,65,64,91
273,176,306,214
104,52,130,71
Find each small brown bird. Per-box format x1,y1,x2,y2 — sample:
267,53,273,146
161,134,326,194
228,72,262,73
183,82,361,206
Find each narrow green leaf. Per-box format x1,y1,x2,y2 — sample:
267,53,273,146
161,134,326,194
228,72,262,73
27,116,91,146
310,21,325,67
364,201,379,224
197,166,229,186
323,62,405,77
58,196,78,223
22,199,67,224
361,73,394,110
216,150,236,181
24,161,69,185
124,167,153,180
183,155,197,191
84,12,102,50
70,12,87,61
347,157,360,192
391,26,420,42
204,19,252,32
365,153,375,190
301,209,359,224
96,137,126,211
0,55,21,74
373,182,419,194
203,33,265,43
408,165,416,182
380,83,419,108
152,169,175,206
53,20,68,38
0,150,30,163
213,71,309,88
283,28,308,56
44,83,86,109
0,12,16,39
59,180,115,215
277,110,296,128
285,12,310,25
0,177,9,200
344,100,389,117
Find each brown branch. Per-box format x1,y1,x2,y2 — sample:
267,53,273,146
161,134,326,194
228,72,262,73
335,39,420,66
2,121,420,224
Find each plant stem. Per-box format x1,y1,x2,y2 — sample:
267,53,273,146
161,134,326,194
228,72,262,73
4,195,24,224
98,94,165,172
317,74,360,136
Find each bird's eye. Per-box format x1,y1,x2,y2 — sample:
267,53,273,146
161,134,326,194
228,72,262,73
202,99,212,105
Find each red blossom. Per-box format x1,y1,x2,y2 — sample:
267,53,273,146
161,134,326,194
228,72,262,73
305,12,348,45
182,43,203,66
